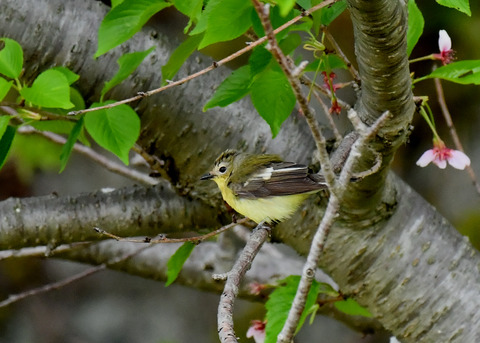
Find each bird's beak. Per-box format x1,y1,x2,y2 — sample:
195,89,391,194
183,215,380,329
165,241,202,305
200,173,214,180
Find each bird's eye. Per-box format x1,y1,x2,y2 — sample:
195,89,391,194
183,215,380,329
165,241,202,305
219,166,227,173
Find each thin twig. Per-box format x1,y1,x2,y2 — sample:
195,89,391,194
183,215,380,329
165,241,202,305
312,89,343,143
322,26,360,82
68,0,337,116
251,0,337,191
17,126,158,186
217,223,271,343
0,243,152,308
277,110,391,343
93,217,251,244
0,243,91,261
434,78,480,195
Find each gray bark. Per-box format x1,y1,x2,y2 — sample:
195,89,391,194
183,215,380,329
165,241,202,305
0,0,479,342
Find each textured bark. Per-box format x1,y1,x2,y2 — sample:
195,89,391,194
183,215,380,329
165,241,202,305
0,0,479,342
0,183,220,250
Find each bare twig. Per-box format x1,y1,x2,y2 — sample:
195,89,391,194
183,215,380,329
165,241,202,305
0,243,152,308
217,223,271,343
251,0,336,191
434,78,480,195
94,217,252,244
322,26,360,82
17,126,159,186
312,90,343,143
278,110,391,343
0,243,91,261
68,0,337,116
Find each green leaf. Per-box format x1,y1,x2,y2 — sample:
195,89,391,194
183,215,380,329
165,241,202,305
0,125,16,169
59,117,84,173
305,54,347,72
251,5,295,40
165,242,196,286
171,0,203,19
264,276,320,343
249,46,272,77
111,0,125,8
95,0,171,58
102,47,155,99
198,0,254,49
426,60,480,85
407,0,424,57
50,66,80,85
0,38,23,79
20,70,74,109
276,0,296,17
436,0,471,16
84,104,140,164
317,282,340,297
161,34,203,86
319,0,347,26
0,115,10,138
203,65,251,111
0,77,13,102
279,34,302,56
334,298,372,317
250,65,296,137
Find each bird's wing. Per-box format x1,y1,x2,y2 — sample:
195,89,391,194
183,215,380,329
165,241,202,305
229,162,327,199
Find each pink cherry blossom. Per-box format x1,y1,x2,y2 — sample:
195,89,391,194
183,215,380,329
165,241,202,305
416,141,470,170
247,320,266,343
434,30,455,65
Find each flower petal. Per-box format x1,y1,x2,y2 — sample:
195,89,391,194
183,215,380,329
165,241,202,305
438,30,451,52
416,149,436,167
448,150,471,170
433,157,447,169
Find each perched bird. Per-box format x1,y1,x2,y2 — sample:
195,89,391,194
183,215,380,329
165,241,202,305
201,149,327,224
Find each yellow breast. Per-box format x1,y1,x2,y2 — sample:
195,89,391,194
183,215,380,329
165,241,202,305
214,178,310,224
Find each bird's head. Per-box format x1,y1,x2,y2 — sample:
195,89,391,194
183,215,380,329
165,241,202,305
200,149,239,185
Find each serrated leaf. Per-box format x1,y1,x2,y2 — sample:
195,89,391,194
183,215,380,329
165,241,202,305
84,104,140,164
264,276,320,343
0,38,23,79
0,77,13,102
0,115,10,139
407,0,424,57
250,65,296,137
50,66,80,85
59,117,84,173
20,70,74,109
166,242,195,286
161,34,203,86
198,0,254,49
95,0,171,58
102,47,155,99
0,125,15,169
426,60,480,85
203,65,251,111
436,0,471,16
334,298,372,317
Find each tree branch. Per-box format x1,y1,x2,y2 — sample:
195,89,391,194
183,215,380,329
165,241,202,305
0,184,220,250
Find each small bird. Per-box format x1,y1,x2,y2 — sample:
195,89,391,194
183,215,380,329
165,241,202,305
201,149,328,224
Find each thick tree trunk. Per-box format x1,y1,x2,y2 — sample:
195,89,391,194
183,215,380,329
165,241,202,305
0,0,479,342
